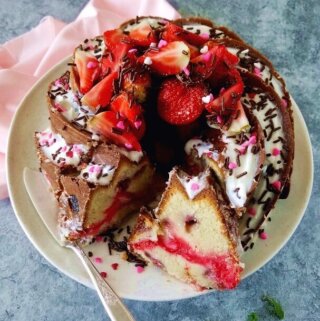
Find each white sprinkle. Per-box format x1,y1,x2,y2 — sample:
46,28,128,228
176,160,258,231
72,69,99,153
200,45,208,54
202,94,213,104
150,42,157,48
241,49,249,54
143,57,153,65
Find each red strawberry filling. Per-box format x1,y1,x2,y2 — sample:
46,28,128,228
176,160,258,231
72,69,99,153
132,232,241,289
68,190,134,239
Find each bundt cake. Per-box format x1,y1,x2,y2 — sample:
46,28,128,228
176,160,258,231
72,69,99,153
34,15,294,289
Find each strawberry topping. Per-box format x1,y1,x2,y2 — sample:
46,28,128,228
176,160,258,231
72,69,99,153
81,72,118,110
157,78,208,125
138,41,190,76
74,50,100,94
87,111,142,151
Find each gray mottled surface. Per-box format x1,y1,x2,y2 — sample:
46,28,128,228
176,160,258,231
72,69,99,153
0,0,319,320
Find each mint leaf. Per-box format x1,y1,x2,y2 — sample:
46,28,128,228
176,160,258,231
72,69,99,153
261,295,285,319
247,312,259,321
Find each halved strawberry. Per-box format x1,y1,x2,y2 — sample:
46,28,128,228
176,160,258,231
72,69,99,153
81,72,118,110
138,41,190,76
110,92,145,138
190,42,239,80
87,111,142,151
162,23,208,47
127,20,157,47
121,71,151,103
74,50,100,94
205,69,244,114
101,29,133,75
157,78,208,125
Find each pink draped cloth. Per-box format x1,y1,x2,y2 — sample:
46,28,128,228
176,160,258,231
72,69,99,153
0,0,180,199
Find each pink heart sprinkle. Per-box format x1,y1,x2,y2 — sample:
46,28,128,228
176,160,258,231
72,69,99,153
54,79,62,86
200,33,210,40
249,135,257,145
116,120,125,130
66,150,73,158
158,39,168,48
272,148,280,156
111,263,119,270
125,143,133,149
247,208,256,217
134,120,142,129
54,103,66,113
202,52,212,62
89,166,95,173
217,115,223,124
272,180,281,191
94,257,103,264
254,67,261,77
61,146,67,152
183,67,190,76
94,166,102,173
100,272,107,278
281,99,288,108
87,61,98,69
136,266,144,273
259,231,268,240
228,162,237,169
239,146,247,154
191,183,200,191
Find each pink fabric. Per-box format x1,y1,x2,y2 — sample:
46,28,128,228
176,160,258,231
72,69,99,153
0,0,180,199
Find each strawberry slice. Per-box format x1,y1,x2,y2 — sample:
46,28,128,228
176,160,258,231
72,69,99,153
101,29,132,75
110,92,146,139
87,111,142,151
121,71,151,103
162,23,208,47
138,41,190,76
74,50,100,94
157,78,208,125
81,72,118,110
205,69,244,114
110,92,143,125
191,42,239,80
126,20,157,47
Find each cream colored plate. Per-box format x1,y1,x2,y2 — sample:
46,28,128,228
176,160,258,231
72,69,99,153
7,56,313,301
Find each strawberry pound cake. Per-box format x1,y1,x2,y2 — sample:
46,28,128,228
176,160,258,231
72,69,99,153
35,15,294,290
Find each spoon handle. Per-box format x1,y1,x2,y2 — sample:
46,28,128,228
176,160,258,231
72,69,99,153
71,242,135,321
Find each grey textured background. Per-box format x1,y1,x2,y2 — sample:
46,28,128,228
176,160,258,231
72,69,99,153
0,0,319,320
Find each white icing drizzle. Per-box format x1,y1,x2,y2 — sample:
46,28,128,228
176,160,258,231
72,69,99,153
50,77,94,125
118,147,144,163
226,46,285,99
185,130,260,209
239,91,285,244
177,171,210,200
182,24,225,39
80,36,105,60
184,138,218,160
222,132,260,208
123,17,166,32
80,163,116,186
36,128,89,167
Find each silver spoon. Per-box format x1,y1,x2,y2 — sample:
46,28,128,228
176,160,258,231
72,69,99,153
23,167,135,321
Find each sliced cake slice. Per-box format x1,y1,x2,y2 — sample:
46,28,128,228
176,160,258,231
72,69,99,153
129,168,243,290
35,128,155,241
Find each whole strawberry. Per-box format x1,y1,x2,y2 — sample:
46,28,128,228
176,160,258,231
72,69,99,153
157,78,208,125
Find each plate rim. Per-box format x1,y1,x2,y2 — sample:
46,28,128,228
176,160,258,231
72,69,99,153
6,55,314,301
